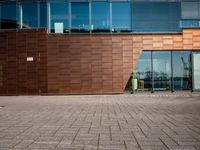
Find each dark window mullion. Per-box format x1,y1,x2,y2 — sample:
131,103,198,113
0,3,1,29
37,1,40,28
151,51,154,93
69,1,71,33
171,51,174,92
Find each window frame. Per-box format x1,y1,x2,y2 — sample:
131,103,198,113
91,1,111,33
111,1,132,33
49,0,70,33
21,1,39,29
71,2,90,33
0,1,19,30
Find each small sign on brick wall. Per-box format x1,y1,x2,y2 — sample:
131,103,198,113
27,57,34,62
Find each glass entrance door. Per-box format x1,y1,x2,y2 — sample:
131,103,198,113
192,52,200,91
130,50,199,93
172,51,192,91
135,51,152,91
152,51,171,91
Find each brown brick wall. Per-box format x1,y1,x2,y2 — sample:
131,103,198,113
0,29,47,95
0,28,200,95
47,35,138,94
47,29,200,94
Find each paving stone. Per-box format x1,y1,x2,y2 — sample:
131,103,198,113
14,140,35,149
0,94,200,150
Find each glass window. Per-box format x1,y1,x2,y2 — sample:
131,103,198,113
152,51,171,91
135,51,152,91
192,52,200,90
180,19,199,28
50,1,69,33
181,2,199,19
22,2,38,28
129,50,195,93
71,2,89,33
1,2,18,29
112,2,131,33
172,51,192,91
39,2,47,28
91,2,110,32
132,2,181,32
0,4,1,29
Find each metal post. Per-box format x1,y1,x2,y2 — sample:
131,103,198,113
151,51,154,93
37,1,40,28
0,3,1,29
89,1,91,34
18,2,22,29
46,0,50,33
171,51,174,93
69,1,71,34
191,52,194,92
110,1,112,33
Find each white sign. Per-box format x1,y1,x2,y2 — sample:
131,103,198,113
27,57,34,62
55,22,64,33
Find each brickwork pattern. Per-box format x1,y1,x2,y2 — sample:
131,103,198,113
47,35,136,94
0,95,200,150
47,29,200,94
0,29,47,95
1,29,200,94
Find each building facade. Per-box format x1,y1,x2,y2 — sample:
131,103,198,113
0,0,200,95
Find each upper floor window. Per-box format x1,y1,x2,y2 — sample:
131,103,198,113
0,2,19,29
91,2,110,32
180,1,200,28
112,2,131,33
181,1,200,20
132,2,181,33
39,2,47,28
1,1,189,33
50,1,69,33
22,2,38,28
180,19,199,28
71,2,89,33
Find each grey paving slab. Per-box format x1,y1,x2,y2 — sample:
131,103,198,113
0,93,200,150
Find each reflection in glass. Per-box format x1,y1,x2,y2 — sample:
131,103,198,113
172,51,192,91
71,2,89,33
153,51,171,91
50,1,69,33
1,2,18,29
22,2,38,28
180,20,199,28
132,2,181,32
112,2,131,33
192,52,200,90
39,2,47,28
125,50,194,93
135,51,152,91
91,2,110,32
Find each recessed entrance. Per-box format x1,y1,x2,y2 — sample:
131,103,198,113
125,50,200,93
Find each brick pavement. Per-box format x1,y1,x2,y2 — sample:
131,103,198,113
0,93,200,150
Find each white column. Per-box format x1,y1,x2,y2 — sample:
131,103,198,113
18,2,23,29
